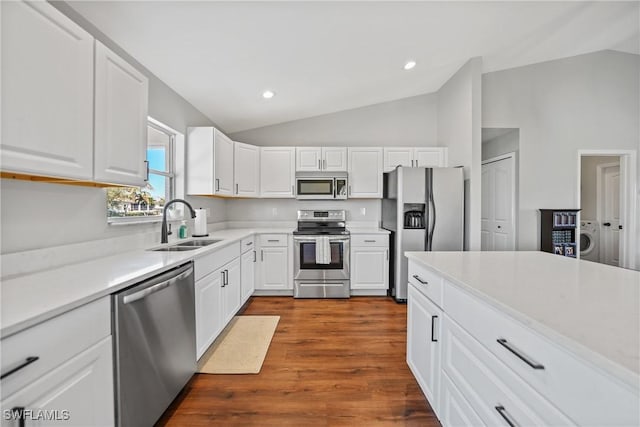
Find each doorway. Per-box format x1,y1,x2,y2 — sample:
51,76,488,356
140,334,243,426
481,128,519,251
578,151,637,270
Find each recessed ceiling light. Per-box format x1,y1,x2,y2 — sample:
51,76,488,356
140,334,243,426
404,61,416,70
262,90,275,99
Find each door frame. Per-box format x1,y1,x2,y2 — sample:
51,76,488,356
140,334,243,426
596,161,621,264
481,152,517,250
577,149,637,270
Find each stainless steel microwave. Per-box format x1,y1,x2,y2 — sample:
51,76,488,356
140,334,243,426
295,172,348,200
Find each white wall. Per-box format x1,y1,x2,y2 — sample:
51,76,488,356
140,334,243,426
0,3,224,254
482,50,640,255
580,156,620,220
437,57,483,250
229,93,437,147
482,129,519,161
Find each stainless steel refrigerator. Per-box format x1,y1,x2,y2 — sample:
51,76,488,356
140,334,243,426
382,167,464,302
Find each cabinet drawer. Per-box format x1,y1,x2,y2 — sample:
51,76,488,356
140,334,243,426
408,259,443,308
259,234,288,247
444,284,640,426
241,235,255,253
442,314,575,426
1,297,111,399
195,241,240,281
351,234,388,247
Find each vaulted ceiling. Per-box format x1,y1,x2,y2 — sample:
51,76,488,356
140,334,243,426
67,1,639,133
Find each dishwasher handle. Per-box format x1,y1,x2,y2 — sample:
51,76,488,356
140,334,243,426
123,264,193,305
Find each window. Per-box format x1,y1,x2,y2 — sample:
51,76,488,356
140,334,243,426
107,121,175,222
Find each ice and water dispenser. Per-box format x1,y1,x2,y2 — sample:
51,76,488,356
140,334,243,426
403,204,425,229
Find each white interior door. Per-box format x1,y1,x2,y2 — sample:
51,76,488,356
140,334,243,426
600,164,621,266
481,155,515,251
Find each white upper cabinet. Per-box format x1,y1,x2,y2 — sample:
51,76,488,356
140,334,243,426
383,147,447,172
187,127,234,196
415,148,447,168
296,147,347,172
348,147,383,198
234,142,260,197
94,41,149,186
260,147,295,198
1,1,94,180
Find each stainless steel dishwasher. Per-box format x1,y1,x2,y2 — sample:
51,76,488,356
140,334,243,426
113,262,195,427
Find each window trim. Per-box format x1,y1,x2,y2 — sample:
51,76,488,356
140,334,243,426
108,117,181,225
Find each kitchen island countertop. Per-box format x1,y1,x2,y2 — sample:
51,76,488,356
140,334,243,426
405,251,640,388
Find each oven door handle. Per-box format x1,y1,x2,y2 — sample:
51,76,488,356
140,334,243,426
293,236,350,242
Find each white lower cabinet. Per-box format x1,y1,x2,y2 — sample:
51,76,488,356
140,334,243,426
1,338,114,427
241,246,256,305
439,372,484,427
350,235,389,293
255,234,291,291
407,284,442,415
195,268,224,359
0,297,114,426
220,258,241,326
407,262,640,427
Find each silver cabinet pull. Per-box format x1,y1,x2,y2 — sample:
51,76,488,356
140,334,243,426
291,185,295,195
236,183,239,194
495,405,519,427
216,178,220,192
267,239,280,243
348,185,351,196
253,250,256,262
497,338,545,370
246,241,253,246
431,315,438,342
261,250,264,262
323,159,326,169
412,274,428,285
318,159,321,169
386,249,389,260
364,239,376,243
144,160,150,181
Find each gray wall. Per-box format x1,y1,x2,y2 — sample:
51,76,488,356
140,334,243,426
0,2,225,254
580,156,620,220
482,129,519,161
437,57,483,250
482,50,640,257
230,93,438,147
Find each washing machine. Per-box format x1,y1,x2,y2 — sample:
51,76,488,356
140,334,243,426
580,220,599,262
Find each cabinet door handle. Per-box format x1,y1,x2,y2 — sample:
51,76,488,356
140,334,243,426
267,239,280,242
323,159,326,169
236,183,239,194
412,274,428,285
496,338,545,370
292,185,295,195
1,356,39,380
144,160,150,181
216,178,220,192
246,241,253,246
253,250,256,262
364,239,376,243
495,405,519,427
318,159,321,169
603,222,612,227
221,270,226,287
431,315,438,342
11,407,25,427
348,185,351,196
386,249,389,261
261,250,264,262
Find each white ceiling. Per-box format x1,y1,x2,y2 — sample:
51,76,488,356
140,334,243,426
67,1,639,133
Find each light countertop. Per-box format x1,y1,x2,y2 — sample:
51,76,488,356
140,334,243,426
1,227,293,338
405,251,640,387
347,227,390,235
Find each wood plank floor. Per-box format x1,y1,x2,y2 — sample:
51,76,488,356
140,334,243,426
157,297,439,426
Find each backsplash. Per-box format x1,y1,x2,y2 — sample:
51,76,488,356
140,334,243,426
225,198,381,223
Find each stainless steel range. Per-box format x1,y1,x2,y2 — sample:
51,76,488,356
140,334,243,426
293,210,350,298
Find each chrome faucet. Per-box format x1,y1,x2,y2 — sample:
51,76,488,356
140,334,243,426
161,199,197,244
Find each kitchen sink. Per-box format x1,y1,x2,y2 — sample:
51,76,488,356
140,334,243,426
150,246,199,252
175,239,222,247
149,239,222,252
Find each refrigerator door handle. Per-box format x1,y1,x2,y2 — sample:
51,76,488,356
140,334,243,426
428,191,436,250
